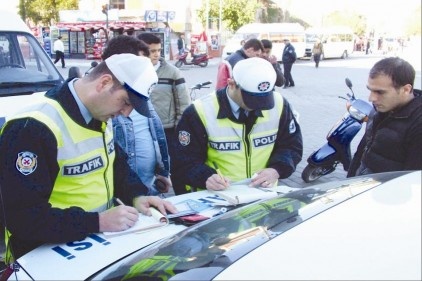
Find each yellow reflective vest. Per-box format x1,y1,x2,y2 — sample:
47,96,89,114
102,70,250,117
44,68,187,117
2,97,115,212
2,97,115,263
194,93,284,181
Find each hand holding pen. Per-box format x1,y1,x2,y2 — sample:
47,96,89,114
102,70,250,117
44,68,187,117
206,162,230,191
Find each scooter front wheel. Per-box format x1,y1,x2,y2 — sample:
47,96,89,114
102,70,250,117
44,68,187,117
175,60,183,68
198,61,208,67
301,164,336,183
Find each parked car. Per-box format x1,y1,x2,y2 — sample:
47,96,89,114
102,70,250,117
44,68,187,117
0,10,64,128
0,11,64,272
7,170,421,280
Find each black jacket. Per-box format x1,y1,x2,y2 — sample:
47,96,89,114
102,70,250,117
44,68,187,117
282,43,296,64
348,89,422,176
0,81,148,259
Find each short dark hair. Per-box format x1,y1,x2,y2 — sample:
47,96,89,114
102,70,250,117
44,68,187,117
261,39,272,49
243,38,264,52
369,57,415,89
137,33,161,45
101,35,150,60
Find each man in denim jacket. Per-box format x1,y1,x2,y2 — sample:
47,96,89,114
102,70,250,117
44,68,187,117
113,102,171,195
102,35,172,195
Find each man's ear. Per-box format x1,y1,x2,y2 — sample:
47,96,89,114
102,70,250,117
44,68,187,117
96,74,114,92
403,84,413,95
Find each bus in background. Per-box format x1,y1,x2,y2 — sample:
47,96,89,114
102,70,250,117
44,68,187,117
221,22,306,62
305,26,355,59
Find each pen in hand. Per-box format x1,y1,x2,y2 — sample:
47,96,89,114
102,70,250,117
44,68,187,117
213,161,225,181
115,198,125,206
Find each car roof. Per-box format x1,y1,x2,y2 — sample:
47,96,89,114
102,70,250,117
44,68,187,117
0,11,31,33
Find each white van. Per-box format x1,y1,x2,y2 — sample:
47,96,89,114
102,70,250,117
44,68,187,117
0,11,64,127
222,23,306,62
305,26,354,59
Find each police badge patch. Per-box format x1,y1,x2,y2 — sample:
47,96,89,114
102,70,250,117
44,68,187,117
289,119,296,134
16,151,38,175
178,130,190,146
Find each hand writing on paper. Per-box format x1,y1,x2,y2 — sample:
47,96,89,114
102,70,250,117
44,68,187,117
206,173,230,191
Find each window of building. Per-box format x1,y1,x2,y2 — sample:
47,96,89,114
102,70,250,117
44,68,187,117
110,0,125,10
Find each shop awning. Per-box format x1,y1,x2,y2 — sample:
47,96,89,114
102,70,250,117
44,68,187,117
55,21,146,32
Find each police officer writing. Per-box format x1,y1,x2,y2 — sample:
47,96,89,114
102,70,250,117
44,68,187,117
0,54,177,262
172,58,303,193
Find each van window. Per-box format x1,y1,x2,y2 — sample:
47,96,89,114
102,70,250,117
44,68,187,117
0,31,63,95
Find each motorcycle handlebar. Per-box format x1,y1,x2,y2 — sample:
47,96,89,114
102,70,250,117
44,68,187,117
191,81,212,90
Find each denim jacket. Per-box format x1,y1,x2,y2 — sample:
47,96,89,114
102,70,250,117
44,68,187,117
113,100,170,195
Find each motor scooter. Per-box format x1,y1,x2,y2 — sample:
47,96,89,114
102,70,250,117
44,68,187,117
301,78,373,183
175,48,209,68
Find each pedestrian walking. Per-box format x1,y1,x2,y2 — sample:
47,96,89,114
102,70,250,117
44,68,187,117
312,39,323,68
53,36,66,68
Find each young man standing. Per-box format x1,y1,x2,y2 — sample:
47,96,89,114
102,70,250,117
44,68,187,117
137,33,190,193
102,35,172,196
348,57,422,176
260,39,285,88
216,38,264,90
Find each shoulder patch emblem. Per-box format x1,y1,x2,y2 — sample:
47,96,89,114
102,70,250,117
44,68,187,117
16,151,38,175
178,130,190,146
289,119,296,134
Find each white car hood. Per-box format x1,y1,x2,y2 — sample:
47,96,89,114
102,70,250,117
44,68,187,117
215,171,421,280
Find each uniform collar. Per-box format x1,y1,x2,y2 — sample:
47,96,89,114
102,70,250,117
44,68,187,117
216,88,263,120
68,78,92,125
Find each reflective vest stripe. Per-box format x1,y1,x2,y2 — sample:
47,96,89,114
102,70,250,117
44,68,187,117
14,102,108,160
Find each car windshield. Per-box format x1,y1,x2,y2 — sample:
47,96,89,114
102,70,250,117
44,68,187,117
93,174,389,280
0,31,63,96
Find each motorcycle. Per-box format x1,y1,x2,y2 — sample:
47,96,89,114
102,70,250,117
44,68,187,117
175,49,209,68
301,78,373,183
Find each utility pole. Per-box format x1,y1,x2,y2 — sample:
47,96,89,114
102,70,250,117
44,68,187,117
101,4,109,42
206,0,209,37
185,0,192,49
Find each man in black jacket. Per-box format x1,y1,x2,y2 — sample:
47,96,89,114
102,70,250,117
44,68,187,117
348,57,422,176
281,38,297,88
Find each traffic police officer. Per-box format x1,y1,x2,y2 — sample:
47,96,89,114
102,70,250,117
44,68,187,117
172,57,303,194
0,54,177,262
